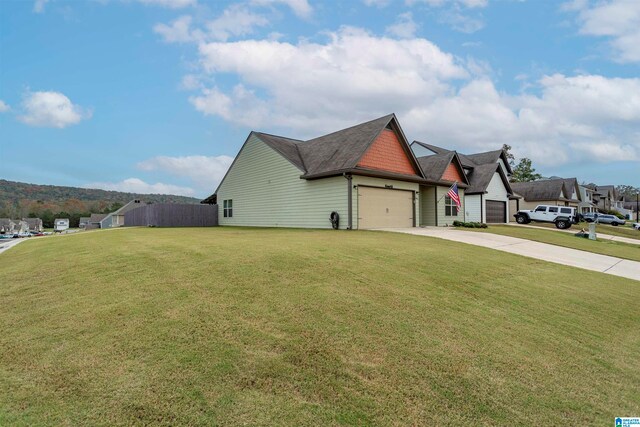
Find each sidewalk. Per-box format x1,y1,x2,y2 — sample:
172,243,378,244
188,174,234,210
504,223,640,246
382,227,640,282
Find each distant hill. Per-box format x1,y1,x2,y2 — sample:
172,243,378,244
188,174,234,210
0,179,201,227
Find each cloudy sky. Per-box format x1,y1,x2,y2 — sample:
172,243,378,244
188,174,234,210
1,0,639,197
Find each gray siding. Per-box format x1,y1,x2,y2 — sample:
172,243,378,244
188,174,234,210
420,186,436,226
217,134,349,229
435,186,465,226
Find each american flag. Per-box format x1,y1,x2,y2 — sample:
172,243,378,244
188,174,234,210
447,182,461,212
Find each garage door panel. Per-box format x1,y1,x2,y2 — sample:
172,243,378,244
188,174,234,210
358,187,413,229
486,200,506,223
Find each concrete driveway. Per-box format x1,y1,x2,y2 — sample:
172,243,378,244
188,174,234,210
382,227,640,282
505,223,640,246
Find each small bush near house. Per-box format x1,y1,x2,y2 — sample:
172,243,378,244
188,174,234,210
600,209,626,219
453,221,488,228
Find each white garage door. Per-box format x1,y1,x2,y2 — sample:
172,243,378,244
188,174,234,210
358,187,414,229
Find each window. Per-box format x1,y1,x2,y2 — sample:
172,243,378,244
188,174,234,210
445,196,458,217
548,207,558,213
223,199,233,218
535,206,547,212
560,208,572,214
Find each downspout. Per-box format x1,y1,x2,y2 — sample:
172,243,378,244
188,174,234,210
344,173,353,230
434,186,438,226
480,194,484,223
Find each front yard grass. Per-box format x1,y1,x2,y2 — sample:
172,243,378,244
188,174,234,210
470,225,640,262
1,227,638,425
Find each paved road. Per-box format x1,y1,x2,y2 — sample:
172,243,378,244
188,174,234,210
0,238,30,255
504,223,640,246
382,227,640,282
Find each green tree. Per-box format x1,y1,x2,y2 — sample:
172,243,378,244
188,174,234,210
502,144,515,166
616,185,640,198
511,158,542,183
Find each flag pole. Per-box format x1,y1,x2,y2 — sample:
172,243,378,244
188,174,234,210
436,181,457,204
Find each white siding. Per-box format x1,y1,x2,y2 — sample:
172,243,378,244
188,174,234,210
464,194,482,222
484,172,509,223
353,176,419,229
217,134,349,229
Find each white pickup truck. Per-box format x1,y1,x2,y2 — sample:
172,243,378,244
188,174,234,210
513,205,578,229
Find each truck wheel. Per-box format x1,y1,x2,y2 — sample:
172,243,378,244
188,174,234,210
555,220,569,229
516,215,528,224
612,223,618,226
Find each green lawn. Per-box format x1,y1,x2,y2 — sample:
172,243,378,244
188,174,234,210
468,225,640,262
522,220,640,240
1,228,638,426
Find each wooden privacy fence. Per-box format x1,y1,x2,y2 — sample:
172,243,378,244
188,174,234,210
124,204,218,227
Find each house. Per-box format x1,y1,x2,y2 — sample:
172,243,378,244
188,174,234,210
99,200,147,228
54,218,69,232
23,218,43,232
578,185,597,214
203,114,471,229
509,178,581,219
79,217,91,228
0,218,15,234
86,213,107,230
0,219,30,234
593,185,617,211
411,142,514,223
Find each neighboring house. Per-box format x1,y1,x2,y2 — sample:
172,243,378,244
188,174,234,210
86,213,107,230
54,218,70,232
0,219,30,234
509,178,580,219
100,200,147,228
593,185,616,211
0,218,15,234
411,142,514,223
578,185,597,214
79,217,91,228
203,114,471,229
23,218,43,232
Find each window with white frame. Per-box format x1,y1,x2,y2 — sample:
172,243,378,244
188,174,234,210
445,196,458,216
223,199,233,218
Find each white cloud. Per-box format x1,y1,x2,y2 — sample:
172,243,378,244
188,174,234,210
0,100,10,112
206,4,269,41
184,26,640,167
154,6,269,44
137,0,196,8
33,0,49,13
567,0,640,63
407,0,488,8
84,178,196,196
18,91,91,128
251,0,313,18
154,15,200,43
439,9,485,33
386,12,418,39
363,0,391,7
137,155,234,190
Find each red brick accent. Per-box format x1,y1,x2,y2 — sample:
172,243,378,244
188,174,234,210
357,129,418,175
442,162,463,182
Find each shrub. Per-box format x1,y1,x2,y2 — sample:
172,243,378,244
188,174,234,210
452,221,488,229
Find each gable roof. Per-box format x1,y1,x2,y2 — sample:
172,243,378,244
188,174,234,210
412,141,512,193
464,163,511,195
253,132,306,171
416,152,469,186
511,179,577,202
90,213,107,222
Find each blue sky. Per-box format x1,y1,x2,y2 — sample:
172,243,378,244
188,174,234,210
1,0,638,198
